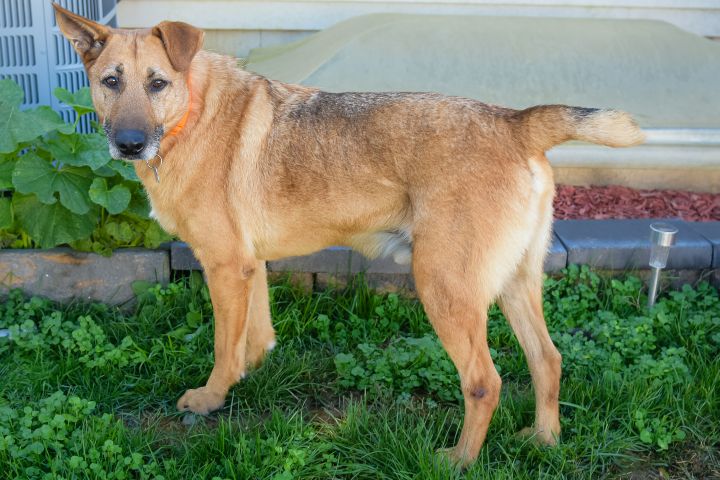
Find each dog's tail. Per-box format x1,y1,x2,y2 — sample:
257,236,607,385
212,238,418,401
516,105,645,153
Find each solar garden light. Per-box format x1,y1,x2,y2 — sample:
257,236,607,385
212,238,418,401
647,222,678,308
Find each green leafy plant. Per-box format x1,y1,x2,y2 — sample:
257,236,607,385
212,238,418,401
0,78,171,254
634,409,686,451
0,391,163,479
335,335,461,402
0,272,718,478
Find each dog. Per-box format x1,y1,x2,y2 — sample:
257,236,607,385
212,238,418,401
54,3,644,467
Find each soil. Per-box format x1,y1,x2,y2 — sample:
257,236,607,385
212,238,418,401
553,185,720,222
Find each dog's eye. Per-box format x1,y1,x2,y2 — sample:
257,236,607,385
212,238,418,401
102,76,119,89
150,79,168,92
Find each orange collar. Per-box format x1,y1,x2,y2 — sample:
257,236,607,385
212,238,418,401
166,76,192,137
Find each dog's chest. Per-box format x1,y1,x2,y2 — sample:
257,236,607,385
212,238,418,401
146,193,180,235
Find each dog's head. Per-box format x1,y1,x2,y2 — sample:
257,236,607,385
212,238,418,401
53,3,204,161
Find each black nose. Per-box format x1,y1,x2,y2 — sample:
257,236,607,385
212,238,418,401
115,129,146,156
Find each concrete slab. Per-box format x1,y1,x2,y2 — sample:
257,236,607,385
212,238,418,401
553,219,713,270
0,248,169,305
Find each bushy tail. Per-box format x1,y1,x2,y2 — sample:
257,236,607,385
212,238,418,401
516,105,645,153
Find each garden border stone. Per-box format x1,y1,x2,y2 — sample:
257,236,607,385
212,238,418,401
3,220,718,303
552,219,713,270
685,221,720,268
170,220,716,275
0,248,169,305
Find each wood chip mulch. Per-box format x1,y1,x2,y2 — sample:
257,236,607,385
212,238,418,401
553,185,720,222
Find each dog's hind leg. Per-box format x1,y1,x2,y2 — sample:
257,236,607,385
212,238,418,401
498,263,561,445
412,233,503,468
497,170,561,445
245,262,276,368
177,257,260,415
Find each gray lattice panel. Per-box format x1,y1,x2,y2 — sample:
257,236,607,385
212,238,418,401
0,0,115,132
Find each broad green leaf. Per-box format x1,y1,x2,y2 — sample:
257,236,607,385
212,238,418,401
92,159,138,181
89,178,131,214
0,153,13,189
54,87,95,116
0,78,24,106
0,79,73,153
0,197,12,229
12,151,93,214
27,106,75,136
14,194,95,248
104,221,135,243
107,159,139,181
126,191,150,218
143,221,171,248
46,132,110,169
90,164,116,177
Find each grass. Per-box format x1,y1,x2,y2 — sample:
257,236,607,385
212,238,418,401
0,265,718,479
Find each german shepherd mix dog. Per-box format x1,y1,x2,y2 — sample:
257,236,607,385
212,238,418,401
54,3,644,467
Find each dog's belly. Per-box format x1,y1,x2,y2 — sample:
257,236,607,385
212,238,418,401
254,228,412,264
349,229,413,265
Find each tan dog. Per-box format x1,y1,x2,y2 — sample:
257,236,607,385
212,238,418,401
54,4,644,467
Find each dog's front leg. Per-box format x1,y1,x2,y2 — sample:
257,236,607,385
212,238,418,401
177,258,259,415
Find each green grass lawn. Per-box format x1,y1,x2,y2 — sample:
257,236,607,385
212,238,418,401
1,265,718,479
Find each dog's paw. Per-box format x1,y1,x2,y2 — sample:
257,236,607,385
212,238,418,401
177,387,226,415
516,426,559,446
435,446,474,470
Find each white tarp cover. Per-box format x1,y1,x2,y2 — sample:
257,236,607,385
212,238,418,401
246,14,720,129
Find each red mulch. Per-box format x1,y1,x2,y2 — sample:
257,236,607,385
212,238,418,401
553,185,720,222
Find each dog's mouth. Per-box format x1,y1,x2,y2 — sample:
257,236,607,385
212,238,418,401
103,122,164,162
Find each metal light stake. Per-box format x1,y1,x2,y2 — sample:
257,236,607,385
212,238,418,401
647,223,678,308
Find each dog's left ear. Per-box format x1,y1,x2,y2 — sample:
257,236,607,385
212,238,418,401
53,3,110,66
152,21,204,72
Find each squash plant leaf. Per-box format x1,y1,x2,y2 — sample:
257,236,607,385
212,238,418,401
89,178,131,215
0,80,73,153
54,87,95,116
106,159,139,181
0,153,13,189
14,194,96,248
0,197,12,229
12,151,93,214
45,132,110,170
0,78,24,106
125,190,150,218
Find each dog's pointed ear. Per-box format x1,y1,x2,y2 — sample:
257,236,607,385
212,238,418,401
152,21,204,72
53,3,109,65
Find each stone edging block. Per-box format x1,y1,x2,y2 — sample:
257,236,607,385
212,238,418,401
685,221,720,268
170,220,718,275
0,248,169,305
553,219,713,270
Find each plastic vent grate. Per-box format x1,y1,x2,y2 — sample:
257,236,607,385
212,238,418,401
0,35,35,67
0,0,116,132
1,0,33,28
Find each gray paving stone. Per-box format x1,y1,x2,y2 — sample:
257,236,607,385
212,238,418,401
0,248,169,305
170,242,202,270
684,221,720,268
553,219,712,270
545,233,567,273
268,247,361,273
